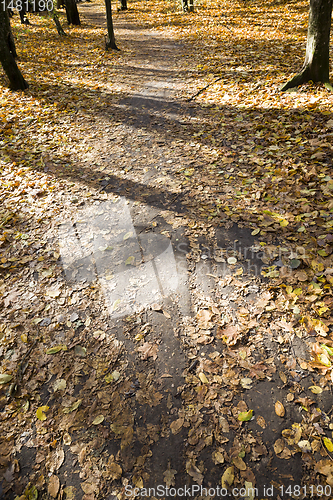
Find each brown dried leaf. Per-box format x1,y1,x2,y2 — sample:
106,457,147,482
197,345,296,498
81,481,99,495
196,309,213,328
275,401,285,417
48,447,64,473
233,456,246,471
170,418,184,435
137,342,159,361
256,415,266,429
216,325,241,346
186,461,203,484
274,439,285,454
48,475,60,498
163,464,177,487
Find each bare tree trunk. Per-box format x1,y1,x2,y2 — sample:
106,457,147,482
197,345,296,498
188,0,194,12
19,5,30,25
0,8,28,90
281,0,333,91
105,0,119,50
50,7,67,35
65,0,80,25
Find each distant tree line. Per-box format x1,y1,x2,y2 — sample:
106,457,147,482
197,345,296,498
1,0,332,91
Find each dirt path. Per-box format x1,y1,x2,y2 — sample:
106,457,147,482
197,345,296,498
1,3,332,500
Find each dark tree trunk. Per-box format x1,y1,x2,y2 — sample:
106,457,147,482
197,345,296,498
118,0,127,10
281,0,333,91
57,0,65,8
65,0,80,25
105,0,119,50
19,7,30,25
188,0,194,12
0,9,28,90
51,7,66,35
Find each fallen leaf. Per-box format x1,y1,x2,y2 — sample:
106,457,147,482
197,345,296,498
53,379,66,392
46,289,61,298
36,405,49,421
92,415,104,425
62,399,82,414
163,464,177,487
137,342,158,361
233,456,246,470
198,372,209,384
309,385,323,394
48,475,60,498
46,345,67,354
0,374,12,384
221,466,234,488
274,439,285,454
170,418,184,435
256,415,266,429
81,481,98,495
240,377,253,389
323,437,333,452
238,409,253,422
275,401,285,417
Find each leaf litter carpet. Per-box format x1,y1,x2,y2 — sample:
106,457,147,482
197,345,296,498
1,0,333,498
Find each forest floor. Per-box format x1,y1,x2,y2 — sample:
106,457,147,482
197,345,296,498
1,0,333,499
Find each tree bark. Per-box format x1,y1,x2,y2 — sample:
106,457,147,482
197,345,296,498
119,0,127,10
105,0,119,50
0,9,28,90
65,0,80,25
281,0,333,91
50,7,66,35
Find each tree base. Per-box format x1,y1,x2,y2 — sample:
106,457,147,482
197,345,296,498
10,79,29,91
281,65,332,92
105,41,120,51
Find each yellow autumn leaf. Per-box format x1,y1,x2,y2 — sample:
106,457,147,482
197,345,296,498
125,256,135,266
309,386,323,394
92,415,104,425
238,409,253,421
46,345,67,354
36,405,49,421
221,466,234,488
198,372,209,384
0,374,13,384
323,437,333,452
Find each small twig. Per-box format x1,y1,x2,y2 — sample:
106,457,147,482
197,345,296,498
187,76,223,102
